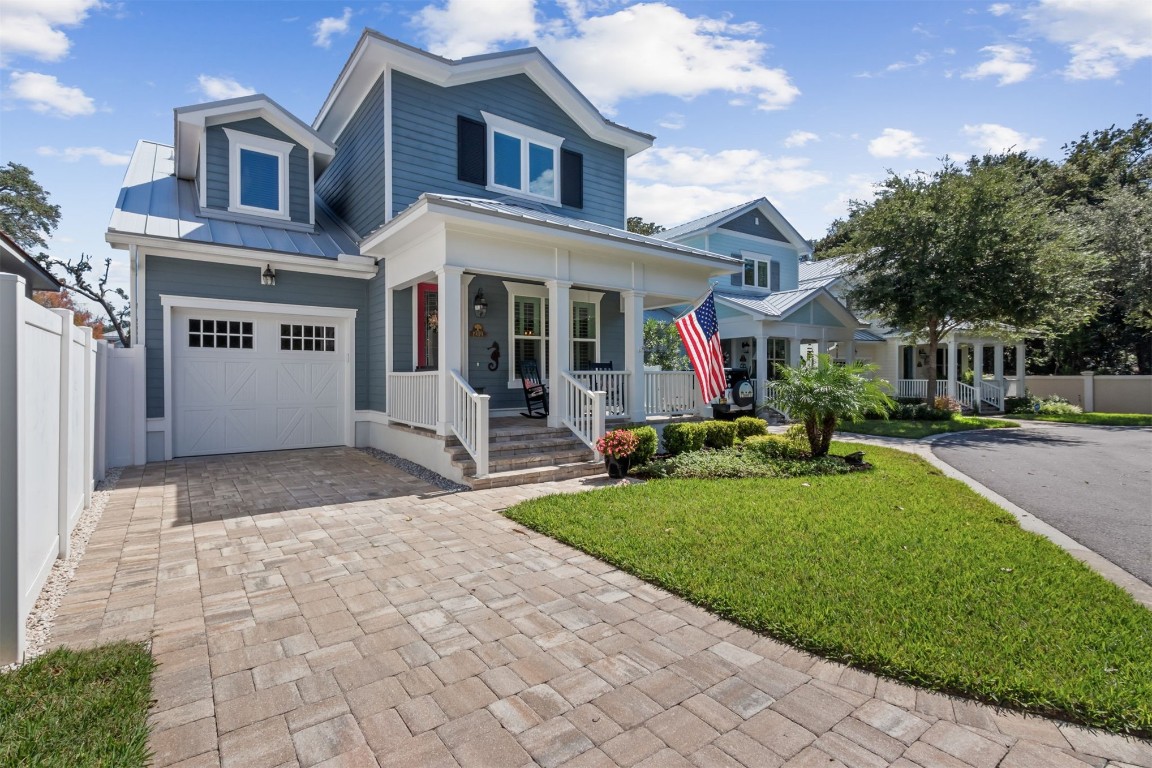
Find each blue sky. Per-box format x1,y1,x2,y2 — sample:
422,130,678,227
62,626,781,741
2,0,1149,296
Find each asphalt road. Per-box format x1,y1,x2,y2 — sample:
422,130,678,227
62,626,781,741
932,423,1152,586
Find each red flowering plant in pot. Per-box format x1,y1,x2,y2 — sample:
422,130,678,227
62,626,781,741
595,428,640,479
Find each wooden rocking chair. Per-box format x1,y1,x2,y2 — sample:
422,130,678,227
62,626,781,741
519,359,549,419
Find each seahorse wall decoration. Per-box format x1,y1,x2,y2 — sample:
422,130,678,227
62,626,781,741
487,341,500,371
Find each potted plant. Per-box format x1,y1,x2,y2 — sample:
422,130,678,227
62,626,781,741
595,428,640,478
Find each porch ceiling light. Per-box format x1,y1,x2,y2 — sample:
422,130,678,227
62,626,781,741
261,264,276,286
473,288,488,318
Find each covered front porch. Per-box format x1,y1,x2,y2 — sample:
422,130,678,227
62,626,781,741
359,195,737,483
890,336,1028,412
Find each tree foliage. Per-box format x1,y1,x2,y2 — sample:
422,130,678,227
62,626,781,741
0,162,61,253
836,158,1098,398
643,318,689,370
627,216,665,236
33,289,106,339
769,355,893,457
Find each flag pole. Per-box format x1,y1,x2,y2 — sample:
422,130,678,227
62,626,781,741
673,286,718,322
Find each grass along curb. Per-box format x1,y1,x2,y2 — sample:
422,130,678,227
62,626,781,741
1010,413,1152,427
836,416,1018,439
504,443,1152,737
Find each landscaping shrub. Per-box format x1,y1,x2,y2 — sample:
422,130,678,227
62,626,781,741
662,422,707,455
625,425,658,464
635,447,851,480
703,420,738,449
1004,394,1084,416
1005,396,1032,414
743,435,806,460
893,402,953,421
733,416,768,440
783,423,812,455
934,395,963,414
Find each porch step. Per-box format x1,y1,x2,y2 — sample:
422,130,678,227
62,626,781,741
466,459,607,490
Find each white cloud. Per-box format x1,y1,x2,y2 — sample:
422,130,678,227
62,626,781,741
963,44,1035,85
196,74,256,101
312,7,353,49
868,128,928,159
658,112,685,130
627,145,829,226
962,123,1045,153
36,145,131,165
6,71,95,117
413,0,800,114
822,173,880,218
783,130,819,148
1024,0,1152,80
988,3,1013,16
0,0,102,65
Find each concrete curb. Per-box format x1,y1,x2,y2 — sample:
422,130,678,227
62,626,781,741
833,428,1152,610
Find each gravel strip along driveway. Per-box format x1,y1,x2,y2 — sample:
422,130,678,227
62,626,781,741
932,423,1152,586
47,447,1152,768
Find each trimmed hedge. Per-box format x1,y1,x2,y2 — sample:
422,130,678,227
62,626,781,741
663,423,707,455
734,416,769,440
703,421,738,449
625,425,658,464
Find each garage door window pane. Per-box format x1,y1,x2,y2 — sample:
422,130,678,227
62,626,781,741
189,318,252,350
281,324,336,352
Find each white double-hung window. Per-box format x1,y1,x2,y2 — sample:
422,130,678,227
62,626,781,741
223,128,293,219
481,112,562,203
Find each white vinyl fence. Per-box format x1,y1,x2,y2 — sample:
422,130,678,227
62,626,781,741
0,274,107,664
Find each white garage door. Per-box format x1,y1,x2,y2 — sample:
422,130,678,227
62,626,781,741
172,308,348,456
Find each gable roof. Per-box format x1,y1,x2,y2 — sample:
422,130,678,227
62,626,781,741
656,197,812,253
107,140,361,261
314,30,654,157
715,285,864,327
174,94,337,181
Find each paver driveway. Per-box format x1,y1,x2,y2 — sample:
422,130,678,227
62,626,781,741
50,447,1152,768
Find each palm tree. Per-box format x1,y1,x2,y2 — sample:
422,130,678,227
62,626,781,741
769,354,894,457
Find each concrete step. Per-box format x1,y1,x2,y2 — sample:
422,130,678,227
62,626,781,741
466,460,607,490
444,434,589,459
454,447,595,475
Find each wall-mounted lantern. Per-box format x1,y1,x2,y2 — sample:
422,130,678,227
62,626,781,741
473,288,488,318
261,264,277,286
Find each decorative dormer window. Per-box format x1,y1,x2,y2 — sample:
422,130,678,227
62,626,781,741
223,128,292,220
743,255,781,291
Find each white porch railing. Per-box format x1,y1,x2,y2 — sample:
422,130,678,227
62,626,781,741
643,371,698,416
448,369,489,478
387,371,438,429
760,381,789,418
896,379,950,401
561,372,605,459
957,382,978,410
981,380,1004,411
572,371,628,417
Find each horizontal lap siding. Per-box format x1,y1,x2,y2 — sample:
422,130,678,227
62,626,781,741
707,232,799,292
144,255,370,418
316,76,388,237
720,211,789,242
391,71,626,229
206,118,311,224
391,287,413,374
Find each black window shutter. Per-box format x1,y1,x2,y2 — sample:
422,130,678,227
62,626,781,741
560,149,583,209
770,261,781,291
729,273,742,287
457,116,486,185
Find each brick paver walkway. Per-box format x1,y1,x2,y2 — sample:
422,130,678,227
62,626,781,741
50,448,1152,768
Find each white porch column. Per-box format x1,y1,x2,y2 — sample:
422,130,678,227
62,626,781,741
1015,342,1026,397
788,336,802,368
946,337,958,399
756,335,768,401
436,266,463,435
845,338,856,366
1081,371,1095,412
993,343,1004,385
384,286,394,415
546,279,571,429
972,342,984,413
622,290,646,423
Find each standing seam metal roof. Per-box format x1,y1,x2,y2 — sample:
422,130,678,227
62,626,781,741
107,141,359,259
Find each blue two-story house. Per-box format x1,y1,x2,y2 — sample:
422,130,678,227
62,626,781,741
654,199,868,390
107,31,737,485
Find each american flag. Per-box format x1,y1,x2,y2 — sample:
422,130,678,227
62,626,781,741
674,291,726,403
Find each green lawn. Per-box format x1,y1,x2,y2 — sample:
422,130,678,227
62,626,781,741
0,642,155,767
505,444,1152,736
836,415,1019,438
1011,413,1152,427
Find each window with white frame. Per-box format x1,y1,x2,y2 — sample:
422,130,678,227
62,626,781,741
481,112,562,202
570,290,604,370
223,128,293,219
505,282,550,384
742,255,781,291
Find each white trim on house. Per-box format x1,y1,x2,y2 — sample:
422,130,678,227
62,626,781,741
503,280,550,388
197,134,208,210
570,289,603,369
740,251,777,290
107,236,377,280
223,128,294,221
383,65,393,224
480,111,563,205
158,294,357,460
